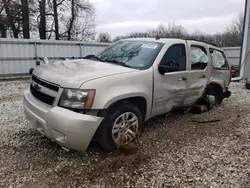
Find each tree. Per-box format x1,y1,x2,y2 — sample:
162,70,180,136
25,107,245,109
21,0,30,38
113,22,188,42
2,0,22,38
98,32,111,42
0,0,96,40
0,1,7,38
44,0,95,40
224,12,244,46
113,13,244,47
67,0,76,40
52,0,60,40
38,0,46,39
62,0,96,40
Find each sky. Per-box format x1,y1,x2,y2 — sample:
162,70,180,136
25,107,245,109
89,0,246,38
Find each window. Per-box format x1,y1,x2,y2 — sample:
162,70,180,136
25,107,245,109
160,44,186,71
191,46,209,70
97,41,164,69
210,49,229,69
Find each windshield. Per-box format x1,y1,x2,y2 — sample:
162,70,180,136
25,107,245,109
97,40,164,69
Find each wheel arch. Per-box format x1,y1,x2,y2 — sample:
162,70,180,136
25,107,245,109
105,96,148,121
206,82,223,95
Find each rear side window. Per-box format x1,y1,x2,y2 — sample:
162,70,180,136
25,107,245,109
191,46,209,70
210,49,229,69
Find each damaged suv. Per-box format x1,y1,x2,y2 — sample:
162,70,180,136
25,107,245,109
23,38,231,152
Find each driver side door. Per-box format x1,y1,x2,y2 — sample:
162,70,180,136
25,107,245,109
152,43,189,117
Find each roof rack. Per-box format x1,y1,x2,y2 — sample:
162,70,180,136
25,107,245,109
184,38,219,47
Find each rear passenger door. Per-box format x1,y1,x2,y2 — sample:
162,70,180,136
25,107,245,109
185,42,210,105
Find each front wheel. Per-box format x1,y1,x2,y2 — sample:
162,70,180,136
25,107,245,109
95,101,142,151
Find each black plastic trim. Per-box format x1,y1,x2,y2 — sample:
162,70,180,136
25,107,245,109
30,85,55,105
32,75,59,91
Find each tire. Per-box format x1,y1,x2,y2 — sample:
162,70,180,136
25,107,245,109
246,81,250,90
95,101,142,152
206,85,223,105
214,89,224,105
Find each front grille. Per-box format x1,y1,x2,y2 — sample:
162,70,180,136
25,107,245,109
30,84,55,105
32,75,59,91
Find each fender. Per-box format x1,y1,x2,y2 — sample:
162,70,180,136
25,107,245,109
80,70,153,120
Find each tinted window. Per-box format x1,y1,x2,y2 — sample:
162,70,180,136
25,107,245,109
160,44,186,71
210,49,229,69
97,41,164,69
191,46,208,70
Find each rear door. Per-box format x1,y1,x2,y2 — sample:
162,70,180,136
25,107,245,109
185,41,210,105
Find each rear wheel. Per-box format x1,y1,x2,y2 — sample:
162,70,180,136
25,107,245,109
95,101,142,151
206,84,224,105
214,89,224,105
246,81,250,90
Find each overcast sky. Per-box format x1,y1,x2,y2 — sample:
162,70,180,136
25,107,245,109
89,0,245,38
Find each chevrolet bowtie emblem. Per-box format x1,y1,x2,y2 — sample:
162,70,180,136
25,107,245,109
33,83,41,91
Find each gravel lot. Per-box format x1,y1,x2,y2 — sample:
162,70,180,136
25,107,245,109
1,81,250,188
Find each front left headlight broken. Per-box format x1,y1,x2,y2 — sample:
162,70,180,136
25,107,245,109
59,89,95,109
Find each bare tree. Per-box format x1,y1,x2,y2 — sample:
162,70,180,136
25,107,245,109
150,23,188,38
67,0,76,40
113,22,188,42
49,0,66,40
45,0,95,40
224,12,244,46
21,0,30,38
0,0,96,40
2,0,22,38
62,0,95,40
98,32,111,42
52,0,60,40
0,1,7,38
38,0,46,39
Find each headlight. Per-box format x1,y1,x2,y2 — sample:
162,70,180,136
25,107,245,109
59,89,95,109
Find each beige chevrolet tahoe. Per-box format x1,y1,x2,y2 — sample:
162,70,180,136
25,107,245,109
23,38,231,152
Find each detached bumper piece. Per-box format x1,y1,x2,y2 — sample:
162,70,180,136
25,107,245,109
246,81,250,90
223,89,231,99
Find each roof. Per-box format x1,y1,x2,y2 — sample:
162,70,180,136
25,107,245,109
123,37,186,43
122,37,221,49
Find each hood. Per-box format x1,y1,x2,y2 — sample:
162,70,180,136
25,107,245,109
33,59,137,88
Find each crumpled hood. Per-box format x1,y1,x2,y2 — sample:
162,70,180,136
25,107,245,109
33,59,137,88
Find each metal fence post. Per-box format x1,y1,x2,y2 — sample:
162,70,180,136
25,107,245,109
33,39,38,66
79,43,82,58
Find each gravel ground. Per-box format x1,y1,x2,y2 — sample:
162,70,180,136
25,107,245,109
1,81,250,188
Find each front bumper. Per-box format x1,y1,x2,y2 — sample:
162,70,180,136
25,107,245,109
23,90,103,151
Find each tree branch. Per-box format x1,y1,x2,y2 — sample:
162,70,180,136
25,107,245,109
57,0,66,6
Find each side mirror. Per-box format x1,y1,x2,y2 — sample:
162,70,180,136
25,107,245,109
29,68,34,75
158,60,179,75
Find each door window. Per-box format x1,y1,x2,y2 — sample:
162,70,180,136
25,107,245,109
160,44,186,72
191,46,209,70
210,49,229,69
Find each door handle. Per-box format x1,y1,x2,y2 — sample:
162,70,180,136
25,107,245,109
178,77,187,82
200,75,206,78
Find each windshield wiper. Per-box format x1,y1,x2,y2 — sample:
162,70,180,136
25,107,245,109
104,59,133,68
83,54,104,62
